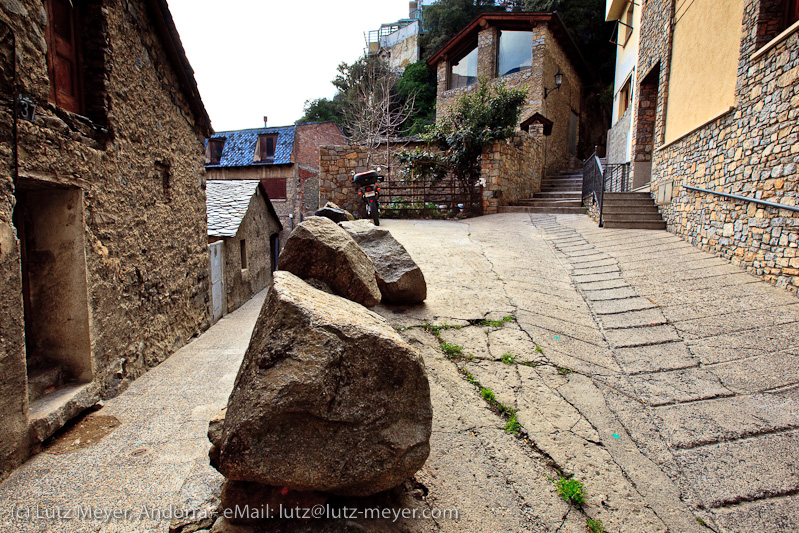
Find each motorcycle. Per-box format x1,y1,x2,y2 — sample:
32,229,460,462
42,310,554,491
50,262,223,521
352,169,385,226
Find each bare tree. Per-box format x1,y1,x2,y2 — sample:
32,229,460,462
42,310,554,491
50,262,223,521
343,55,416,175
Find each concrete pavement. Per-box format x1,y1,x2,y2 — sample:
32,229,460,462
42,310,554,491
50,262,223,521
1,212,797,532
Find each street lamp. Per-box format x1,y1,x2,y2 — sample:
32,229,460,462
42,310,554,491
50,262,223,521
544,69,563,99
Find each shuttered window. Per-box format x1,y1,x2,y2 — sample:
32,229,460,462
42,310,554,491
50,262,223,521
261,178,287,200
787,0,799,27
45,0,82,114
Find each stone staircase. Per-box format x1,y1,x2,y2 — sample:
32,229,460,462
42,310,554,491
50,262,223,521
602,192,666,230
499,171,586,214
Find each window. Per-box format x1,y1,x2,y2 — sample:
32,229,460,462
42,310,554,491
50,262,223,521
622,4,635,46
240,239,247,270
256,134,278,162
448,44,478,90
45,0,82,114
206,138,225,165
497,30,533,77
786,0,799,27
618,77,632,116
261,178,287,200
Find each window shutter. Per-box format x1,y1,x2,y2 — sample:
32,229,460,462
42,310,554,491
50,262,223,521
46,0,82,114
261,178,287,200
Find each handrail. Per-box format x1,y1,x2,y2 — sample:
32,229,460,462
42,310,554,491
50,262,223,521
684,185,799,214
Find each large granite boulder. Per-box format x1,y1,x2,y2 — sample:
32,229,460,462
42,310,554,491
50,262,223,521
218,271,432,497
277,216,381,307
340,221,427,304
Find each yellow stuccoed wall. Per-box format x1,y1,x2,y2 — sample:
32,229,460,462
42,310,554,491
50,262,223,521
664,0,745,143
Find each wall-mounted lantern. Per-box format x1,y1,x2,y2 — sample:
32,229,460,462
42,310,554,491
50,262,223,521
544,69,563,99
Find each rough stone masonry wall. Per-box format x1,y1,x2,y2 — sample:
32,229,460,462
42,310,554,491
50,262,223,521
219,194,281,315
607,106,632,165
644,0,799,292
294,122,347,218
320,134,543,216
0,0,210,478
481,132,544,214
434,24,581,175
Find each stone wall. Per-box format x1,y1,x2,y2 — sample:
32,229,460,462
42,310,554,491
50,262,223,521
320,133,544,217
0,0,211,478
433,23,582,175
216,193,281,315
481,132,544,214
294,121,347,218
607,107,632,165
636,0,799,293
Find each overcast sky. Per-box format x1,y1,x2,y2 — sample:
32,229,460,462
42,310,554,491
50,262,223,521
167,0,419,133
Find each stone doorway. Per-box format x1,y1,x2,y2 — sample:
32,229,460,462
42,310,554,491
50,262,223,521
632,64,660,189
13,184,92,406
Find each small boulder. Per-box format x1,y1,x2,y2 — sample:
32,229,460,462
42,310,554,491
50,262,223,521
340,221,427,304
315,202,354,223
277,216,381,307
218,271,432,497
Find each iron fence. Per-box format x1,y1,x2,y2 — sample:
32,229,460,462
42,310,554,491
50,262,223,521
582,149,631,226
380,178,482,218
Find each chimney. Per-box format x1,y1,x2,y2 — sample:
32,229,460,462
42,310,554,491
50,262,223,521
409,1,418,19
263,116,268,127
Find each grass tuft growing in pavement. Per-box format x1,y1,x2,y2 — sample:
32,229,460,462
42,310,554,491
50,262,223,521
479,315,514,327
586,517,605,533
504,415,521,435
441,342,464,360
500,352,516,365
480,387,496,403
423,322,462,338
557,366,574,375
555,476,585,507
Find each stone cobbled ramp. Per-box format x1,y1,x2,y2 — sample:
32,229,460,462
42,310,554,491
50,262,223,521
543,214,799,532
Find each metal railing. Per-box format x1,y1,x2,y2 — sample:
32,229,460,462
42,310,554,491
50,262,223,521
380,177,482,218
684,185,799,214
582,149,631,226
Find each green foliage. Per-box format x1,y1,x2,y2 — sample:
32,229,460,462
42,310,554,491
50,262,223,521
396,62,437,135
397,80,526,214
481,315,514,327
557,366,574,375
480,387,496,403
297,97,345,124
535,345,544,353
586,518,605,533
520,361,540,368
441,341,465,360
501,352,516,365
555,476,585,507
504,415,521,434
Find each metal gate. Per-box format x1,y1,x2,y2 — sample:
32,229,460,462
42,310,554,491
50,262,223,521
209,242,224,322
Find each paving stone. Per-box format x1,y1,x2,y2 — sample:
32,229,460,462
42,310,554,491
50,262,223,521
570,271,623,283
655,394,799,449
599,308,668,329
569,257,617,268
708,350,799,392
590,297,658,315
515,310,605,345
603,324,683,348
712,494,799,533
688,323,799,365
613,342,699,374
674,430,799,509
628,367,732,406
582,287,640,301
571,264,621,276
575,278,629,291
672,306,799,339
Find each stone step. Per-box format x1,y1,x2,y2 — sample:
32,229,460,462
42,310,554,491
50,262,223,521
604,192,653,200
603,205,661,214
516,199,583,207
603,199,660,208
603,220,667,230
603,212,665,223
535,191,582,198
500,205,587,214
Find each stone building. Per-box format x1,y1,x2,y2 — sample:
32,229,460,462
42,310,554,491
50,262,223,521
207,181,282,321
205,120,347,238
605,0,641,167
426,12,587,174
0,0,212,478
625,0,799,292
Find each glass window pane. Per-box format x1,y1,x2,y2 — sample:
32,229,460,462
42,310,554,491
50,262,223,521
498,30,533,77
449,46,478,89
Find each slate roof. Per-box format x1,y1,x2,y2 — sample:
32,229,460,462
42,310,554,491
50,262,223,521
206,180,261,238
206,126,295,168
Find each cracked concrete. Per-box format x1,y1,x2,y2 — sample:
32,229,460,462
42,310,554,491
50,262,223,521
1,212,797,532
373,213,799,532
